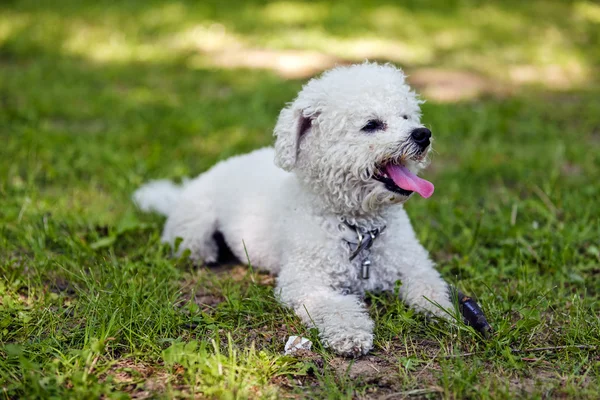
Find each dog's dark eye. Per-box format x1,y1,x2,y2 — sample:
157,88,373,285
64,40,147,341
361,119,385,133
402,115,408,120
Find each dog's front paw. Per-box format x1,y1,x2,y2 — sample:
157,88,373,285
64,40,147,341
324,329,373,357
412,290,455,320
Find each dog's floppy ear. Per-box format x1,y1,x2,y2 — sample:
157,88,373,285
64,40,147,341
273,105,315,171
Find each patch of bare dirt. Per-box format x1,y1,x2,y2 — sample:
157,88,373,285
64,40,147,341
508,64,586,89
242,323,298,352
188,264,276,285
48,275,78,297
210,48,339,80
377,338,444,361
178,264,276,309
178,271,224,312
327,352,445,400
330,356,396,384
489,366,595,398
505,370,556,396
177,264,277,335
407,68,510,102
180,263,275,291
102,358,172,399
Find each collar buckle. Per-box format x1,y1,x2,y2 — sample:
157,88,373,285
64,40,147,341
348,225,385,261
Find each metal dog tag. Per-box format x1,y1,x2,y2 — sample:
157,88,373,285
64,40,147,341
361,259,371,279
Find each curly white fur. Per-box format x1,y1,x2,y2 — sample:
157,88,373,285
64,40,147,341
134,62,453,357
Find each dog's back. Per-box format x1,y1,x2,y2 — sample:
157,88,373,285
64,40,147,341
133,147,295,271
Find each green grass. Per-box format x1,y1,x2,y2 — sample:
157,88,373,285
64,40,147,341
1,0,599,398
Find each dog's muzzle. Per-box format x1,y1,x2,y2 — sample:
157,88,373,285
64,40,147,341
371,128,435,198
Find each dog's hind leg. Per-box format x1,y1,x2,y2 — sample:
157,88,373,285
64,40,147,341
161,187,220,264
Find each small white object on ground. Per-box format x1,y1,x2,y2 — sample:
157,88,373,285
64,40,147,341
284,336,312,355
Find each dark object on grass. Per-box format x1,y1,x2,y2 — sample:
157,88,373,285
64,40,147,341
452,287,493,338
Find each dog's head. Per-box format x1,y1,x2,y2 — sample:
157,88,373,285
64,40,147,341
274,62,434,215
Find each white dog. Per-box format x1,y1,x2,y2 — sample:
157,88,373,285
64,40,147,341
134,62,454,357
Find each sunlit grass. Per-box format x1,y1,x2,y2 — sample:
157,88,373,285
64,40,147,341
575,1,600,23
1,0,598,85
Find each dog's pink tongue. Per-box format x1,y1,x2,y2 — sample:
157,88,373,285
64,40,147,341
385,164,435,198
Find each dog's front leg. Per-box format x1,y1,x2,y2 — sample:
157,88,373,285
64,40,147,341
276,273,374,357
397,253,454,319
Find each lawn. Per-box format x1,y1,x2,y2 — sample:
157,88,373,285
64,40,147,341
1,0,599,398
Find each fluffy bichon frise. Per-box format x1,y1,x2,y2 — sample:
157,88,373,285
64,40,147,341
134,62,454,357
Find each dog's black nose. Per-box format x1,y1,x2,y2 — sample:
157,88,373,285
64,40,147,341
410,127,432,148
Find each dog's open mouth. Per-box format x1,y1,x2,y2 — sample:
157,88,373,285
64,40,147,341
373,162,435,198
